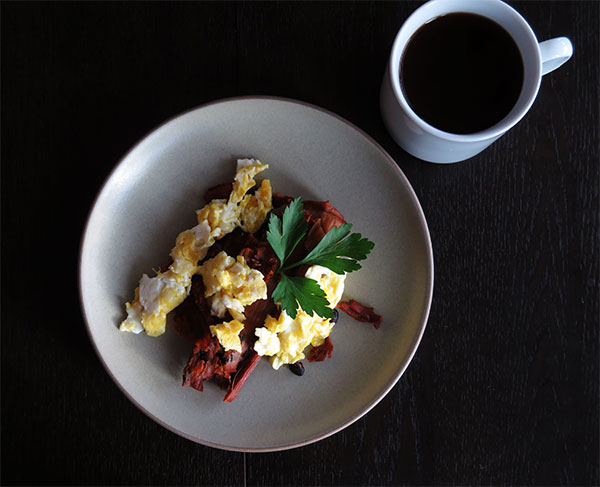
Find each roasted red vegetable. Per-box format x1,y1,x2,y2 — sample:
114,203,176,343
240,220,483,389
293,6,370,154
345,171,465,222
178,277,246,391
337,299,382,329
307,337,334,362
176,229,279,400
272,192,293,207
224,351,262,403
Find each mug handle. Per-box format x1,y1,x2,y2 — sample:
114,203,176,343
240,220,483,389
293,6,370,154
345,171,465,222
539,37,573,75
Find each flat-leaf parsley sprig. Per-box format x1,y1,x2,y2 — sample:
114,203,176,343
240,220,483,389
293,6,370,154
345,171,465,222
266,197,375,319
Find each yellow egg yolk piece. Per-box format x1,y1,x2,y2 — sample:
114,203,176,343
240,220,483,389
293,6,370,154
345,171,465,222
195,199,241,240
253,265,346,369
197,251,267,322
230,159,269,204
239,179,273,233
209,320,245,353
120,221,213,337
119,159,272,337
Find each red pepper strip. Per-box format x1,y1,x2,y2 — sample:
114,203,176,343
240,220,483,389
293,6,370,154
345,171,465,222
272,192,293,207
307,337,334,362
223,351,262,402
303,200,346,231
272,195,347,234
181,335,221,391
337,300,382,329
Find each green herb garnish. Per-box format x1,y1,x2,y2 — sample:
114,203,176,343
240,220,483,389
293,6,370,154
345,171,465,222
266,197,375,319
271,275,333,320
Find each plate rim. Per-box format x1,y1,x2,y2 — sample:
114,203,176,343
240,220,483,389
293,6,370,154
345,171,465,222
78,95,434,452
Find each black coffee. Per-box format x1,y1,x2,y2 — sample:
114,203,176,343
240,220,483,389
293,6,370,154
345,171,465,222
400,12,524,134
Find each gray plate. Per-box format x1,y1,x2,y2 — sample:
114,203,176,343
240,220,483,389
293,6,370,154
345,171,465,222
78,97,434,452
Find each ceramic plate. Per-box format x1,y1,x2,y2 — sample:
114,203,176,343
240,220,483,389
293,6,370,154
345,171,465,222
79,97,433,451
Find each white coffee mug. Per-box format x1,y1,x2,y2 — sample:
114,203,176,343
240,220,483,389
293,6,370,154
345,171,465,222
380,0,573,163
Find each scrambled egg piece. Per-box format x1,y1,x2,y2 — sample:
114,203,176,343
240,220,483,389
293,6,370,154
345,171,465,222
197,251,267,322
120,159,272,337
209,320,245,353
120,222,213,336
254,327,280,356
230,159,269,204
239,179,272,233
168,221,214,282
195,199,240,240
254,265,346,369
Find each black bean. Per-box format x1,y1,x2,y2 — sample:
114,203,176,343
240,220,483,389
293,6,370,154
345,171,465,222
289,362,305,376
331,308,339,324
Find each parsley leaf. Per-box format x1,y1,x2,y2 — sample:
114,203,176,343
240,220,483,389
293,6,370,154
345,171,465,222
267,197,375,319
272,274,334,320
284,223,375,274
266,197,307,265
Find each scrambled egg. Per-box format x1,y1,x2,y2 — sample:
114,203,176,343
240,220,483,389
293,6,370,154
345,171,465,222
239,179,272,233
254,265,346,369
120,159,272,337
197,251,267,322
209,320,245,353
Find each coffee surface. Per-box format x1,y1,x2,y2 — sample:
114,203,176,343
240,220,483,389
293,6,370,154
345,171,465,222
400,12,524,134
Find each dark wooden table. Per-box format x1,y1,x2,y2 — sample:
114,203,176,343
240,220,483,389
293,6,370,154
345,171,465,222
2,1,598,485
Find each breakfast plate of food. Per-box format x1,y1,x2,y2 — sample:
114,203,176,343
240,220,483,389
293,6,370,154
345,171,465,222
79,96,433,451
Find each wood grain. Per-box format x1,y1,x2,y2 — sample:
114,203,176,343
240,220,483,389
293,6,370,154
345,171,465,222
1,1,597,485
